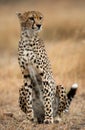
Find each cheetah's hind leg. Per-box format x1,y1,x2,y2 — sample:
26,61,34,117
54,83,78,123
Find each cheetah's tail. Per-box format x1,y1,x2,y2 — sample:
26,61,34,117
67,83,78,105
64,83,78,113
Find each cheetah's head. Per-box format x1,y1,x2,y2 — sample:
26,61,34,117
16,11,43,33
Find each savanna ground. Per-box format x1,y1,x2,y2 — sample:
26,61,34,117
0,0,85,130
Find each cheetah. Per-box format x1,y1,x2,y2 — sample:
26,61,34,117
17,11,78,124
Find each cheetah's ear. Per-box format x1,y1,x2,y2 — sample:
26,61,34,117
16,12,22,18
16,12,24,22
16,12,28,22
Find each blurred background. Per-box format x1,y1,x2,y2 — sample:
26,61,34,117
0,1,85,129
0,0,85,91
0,0,85,93
0,0,85,50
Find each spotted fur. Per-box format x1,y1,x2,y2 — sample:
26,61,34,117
17,11,78,124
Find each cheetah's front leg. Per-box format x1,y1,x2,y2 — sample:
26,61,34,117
19,72,34,122
42,81,53,124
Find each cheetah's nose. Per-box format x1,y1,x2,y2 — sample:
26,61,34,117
36,24,41,29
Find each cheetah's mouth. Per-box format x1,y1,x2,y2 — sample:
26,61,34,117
32,24,42,32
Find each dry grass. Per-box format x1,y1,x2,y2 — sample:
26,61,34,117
0,41,85,130
0,1,85,130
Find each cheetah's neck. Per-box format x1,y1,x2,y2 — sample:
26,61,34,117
21,27,38,39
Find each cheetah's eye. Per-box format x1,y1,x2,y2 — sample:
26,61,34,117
39,16,43,20
29,17,34,21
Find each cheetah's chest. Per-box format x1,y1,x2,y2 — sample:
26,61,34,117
28,64,43,99
28,64,39,85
